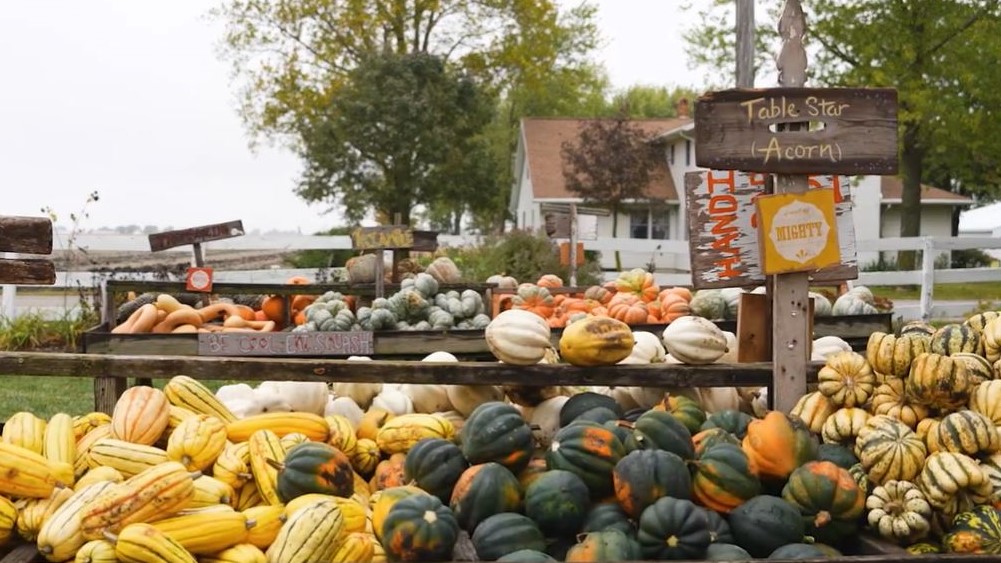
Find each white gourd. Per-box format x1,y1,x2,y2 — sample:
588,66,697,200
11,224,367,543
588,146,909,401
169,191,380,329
661,315,728,364
697,387,742,414
485,309,553,365
398,384,453,413
716,331,739,363
751,387,769,417
610,387,640,411
812,336,853,360
324,396,364,425
617,331,666,365
371,388,414,415
628,387,666,409
215,383,256,403
446,385,504,417
530,396,568,449
423,351,459,362
331,382,382,409
257,381,327,415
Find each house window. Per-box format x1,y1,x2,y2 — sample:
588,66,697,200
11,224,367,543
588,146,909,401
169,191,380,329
685,140,691,166
630,208,670,239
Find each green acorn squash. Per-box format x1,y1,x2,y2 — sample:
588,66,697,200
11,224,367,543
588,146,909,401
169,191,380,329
565,530,642,562
560,393,623,427
701,409,754,439
781,461,865,545
381,493,459,562
659,395,707,435
404,438,468,505
497,549,556,562
690,443,761,514
693,428,741,458
272,441,354,503
706,510,734,544
572,407,620,426
471,513,546,561
525,470,590,538
612,449,691,519
706,543,752,560
636,497,712,560
816,443,859,470
769,543,829,559
547,423,625,498
450,462,523,533
632,410,695,459
729,495,807,558
581,503,635,537
461,401,534,473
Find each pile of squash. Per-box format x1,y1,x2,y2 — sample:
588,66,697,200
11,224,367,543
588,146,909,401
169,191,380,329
687,285,889,322
111,294,278,334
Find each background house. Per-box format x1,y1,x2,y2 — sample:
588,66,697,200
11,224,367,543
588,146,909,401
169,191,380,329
512,109,974,273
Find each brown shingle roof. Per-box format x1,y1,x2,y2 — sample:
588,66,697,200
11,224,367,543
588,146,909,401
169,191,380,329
880,176,973,204
521,117,690,201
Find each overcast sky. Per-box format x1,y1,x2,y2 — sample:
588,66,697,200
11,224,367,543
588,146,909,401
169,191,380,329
0,1,706,235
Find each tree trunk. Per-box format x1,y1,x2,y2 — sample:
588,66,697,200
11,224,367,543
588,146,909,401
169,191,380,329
611,203,622,271
898,122,924,270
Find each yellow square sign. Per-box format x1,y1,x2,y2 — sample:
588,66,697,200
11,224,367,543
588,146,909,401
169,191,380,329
755,188,841,275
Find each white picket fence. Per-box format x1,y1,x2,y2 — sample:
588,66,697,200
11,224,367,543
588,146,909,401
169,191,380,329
3,233,1001,321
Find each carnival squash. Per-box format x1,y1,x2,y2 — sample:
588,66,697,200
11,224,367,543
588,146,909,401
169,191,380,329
612,449,691,519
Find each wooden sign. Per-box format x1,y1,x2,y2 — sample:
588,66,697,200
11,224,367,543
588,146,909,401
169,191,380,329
559,242,585,266
350,226,414,250
0,215,55,285
694,88,898,175
685,170,857,289
198,331,375,357
149,220,245,252
185,267,214,292
757,189,840,274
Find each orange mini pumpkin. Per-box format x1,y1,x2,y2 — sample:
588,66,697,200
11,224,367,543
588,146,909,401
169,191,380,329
660,293,692,323
608,294,649,325
584,285,614,305
537,274,564,289
511,284,556,318
614,268,660,303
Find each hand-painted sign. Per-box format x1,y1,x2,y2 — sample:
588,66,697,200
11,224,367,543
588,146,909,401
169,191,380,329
685,170,857,289
757,189,841,274
350,226,414,250
149,220,245,252
198,331,375,356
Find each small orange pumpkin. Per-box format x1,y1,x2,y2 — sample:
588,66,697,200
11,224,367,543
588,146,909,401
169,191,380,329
511,284,556,318
742,411,818,482
660,293,692,323
537,274,564,288
661,287,693,302
614,268,660,302
584,285,614,305
608,294,648,325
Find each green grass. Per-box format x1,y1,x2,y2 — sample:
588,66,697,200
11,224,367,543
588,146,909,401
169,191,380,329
868,281,1001,301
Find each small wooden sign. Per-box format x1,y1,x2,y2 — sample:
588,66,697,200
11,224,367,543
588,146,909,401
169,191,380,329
350,226,414,250
559,242,585,266
694,88,898,175
0,215,55,285
757,189,841,274
198,331,375,357
685,170,857,289
545,213,572,238
185,267,214,292
149,220,245,252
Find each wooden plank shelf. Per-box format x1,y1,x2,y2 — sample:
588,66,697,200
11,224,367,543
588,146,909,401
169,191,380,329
104,279,498,297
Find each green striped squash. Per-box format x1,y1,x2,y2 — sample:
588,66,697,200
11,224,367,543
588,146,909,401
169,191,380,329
951,353,994,385
906,353,973,411
900,321,936,338
821,408,871,447
866,332,929,378
916,451,992,512
963,311,1001,335
856,415,927,486
930,323,981,356
935,410,1001,457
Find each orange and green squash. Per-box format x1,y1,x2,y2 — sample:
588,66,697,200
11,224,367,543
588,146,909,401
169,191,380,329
565,529,642,562
461,402,534,473
942,505,1001,554
403,438,468,505
612,449,691,519
742,411,818,482
471,513,546,561
692,428,741,458
547,422,625,498
632,410,695,460
654,395,706,435
381,493,459,562
525,469,590,538
729,495,807,558
700,410,754,440
272,442,354,503
781,461,866,544
450,462,523,534
690,443,761,514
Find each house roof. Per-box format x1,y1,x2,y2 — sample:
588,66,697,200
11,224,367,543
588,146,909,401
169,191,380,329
880,177,973,206
520,117,690,202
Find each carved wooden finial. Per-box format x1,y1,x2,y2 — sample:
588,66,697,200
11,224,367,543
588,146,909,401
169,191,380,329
777,0,808,87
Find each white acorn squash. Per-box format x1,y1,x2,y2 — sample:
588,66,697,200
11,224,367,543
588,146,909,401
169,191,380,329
812,335,853,359
716,331,739,363
445,385,504,417
397,384,453,413
530,396,568,449
485,309,553,365
628,387,666,409
661,315,728,365
423,351,459,363
324,396,364,425
331,382,382,409
617,331,666,365
256,381,327,415
371,388,414,415
610,387,640,411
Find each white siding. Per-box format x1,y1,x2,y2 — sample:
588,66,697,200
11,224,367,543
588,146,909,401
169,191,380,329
877,205,954,266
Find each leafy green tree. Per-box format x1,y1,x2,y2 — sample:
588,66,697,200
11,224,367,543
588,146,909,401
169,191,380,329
560,116,661,270
605,85,700,118
684,0,1001,268
294,52,493,227
215,0,606,231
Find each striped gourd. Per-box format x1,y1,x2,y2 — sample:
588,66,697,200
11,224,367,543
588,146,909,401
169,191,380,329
176,504,235,516
248,429,286,506
164,375,238,424
74,424,113,479
0,442,67,499
228,412,329,443
866,332,928,378
167,414,228,471
191,475,235,509
817,351,875,408
284,493,366,533
934,410,1001,456
869,378,929,429
234,480,263,511
110,386,171,446
375,414,456,455
265,499,345,563
790,391,835,434
79,461,198,540
916,418,943,454
821,407,871,447
353,476,370,502
150,508,252,554
372,536,387,563
930,323,981,356
88,438,169,477
325,415,359,457
37,480,117,562
212,441,252,490
0,495,15,547
280,432,311,451
900,321,936,338
985,318,1001,363
970,380,1001,426
75,466,124,491
951,353,994,385
73,412,112,442
917,451,992,512
73,539,118,563
906,353,973,410
332,532,376,563
856,415,927,485
982,452,1001,501
351,439,382,475
202,543,267,563
3,411,47,454
167,405,198,435
15,485,74,541
43,413,76,472
244,505,287,549
963,311,1001,335
110,522,197,563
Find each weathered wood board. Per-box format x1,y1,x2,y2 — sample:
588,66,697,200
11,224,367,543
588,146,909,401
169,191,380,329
148,220,245,252
686,170,858,289
0,216,53,254
694,87,898,175
0,258,55,285
198,331,375,357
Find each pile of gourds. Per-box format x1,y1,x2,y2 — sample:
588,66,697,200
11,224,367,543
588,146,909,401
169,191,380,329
111,294,277,334
688,285,887,322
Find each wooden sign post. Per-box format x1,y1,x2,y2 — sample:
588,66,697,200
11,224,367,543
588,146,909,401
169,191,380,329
148,220,245,267
349,225,439,298
692,0,898,412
